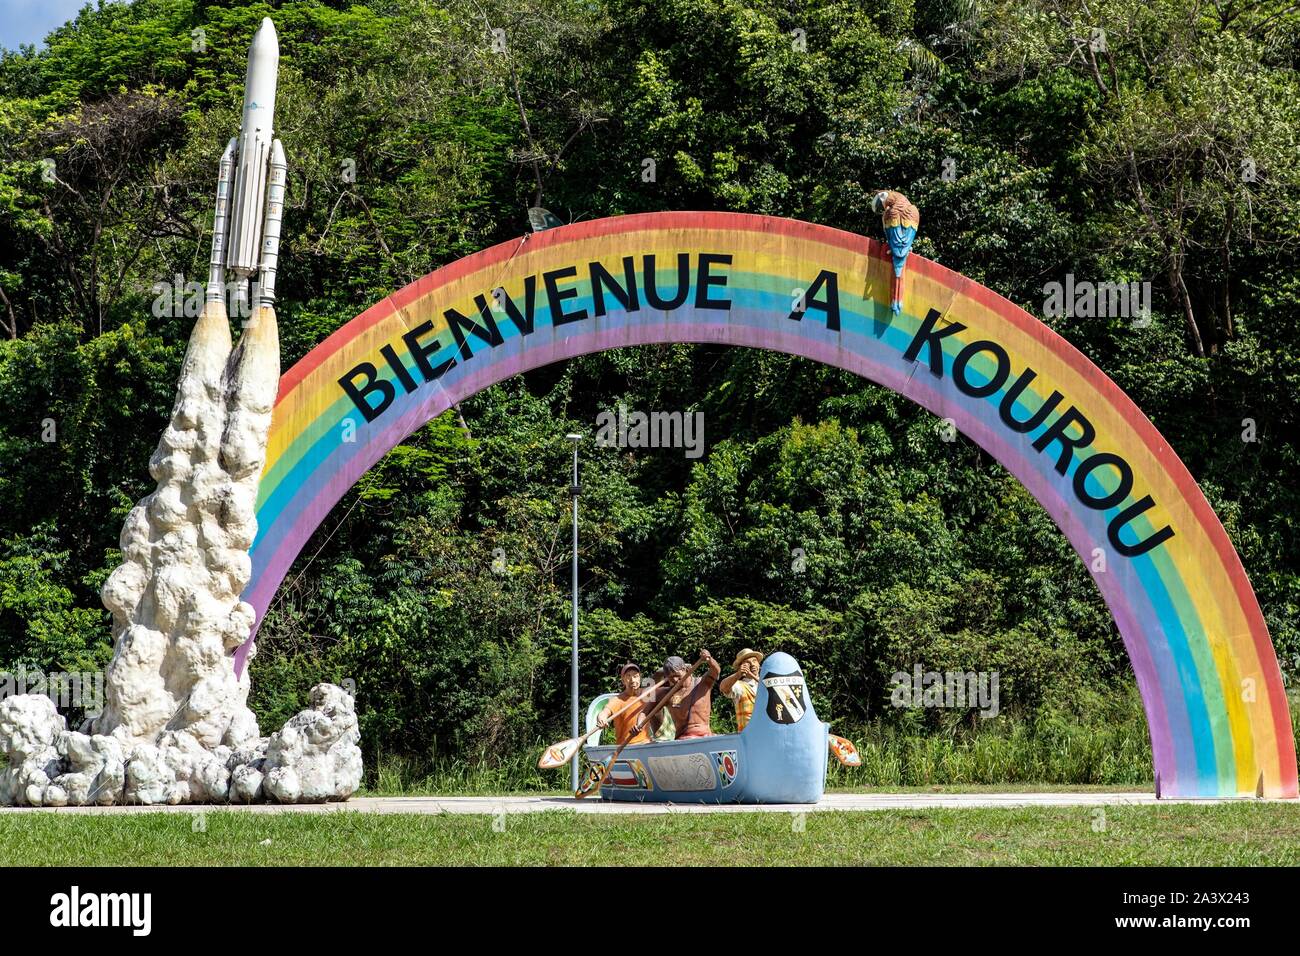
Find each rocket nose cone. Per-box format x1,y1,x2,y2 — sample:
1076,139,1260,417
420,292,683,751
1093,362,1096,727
253,17,279,50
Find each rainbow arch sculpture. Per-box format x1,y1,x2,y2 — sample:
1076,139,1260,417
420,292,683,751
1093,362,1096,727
238,211,1297,800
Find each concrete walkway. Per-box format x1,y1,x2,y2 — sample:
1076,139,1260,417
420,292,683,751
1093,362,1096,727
0,791,1275,815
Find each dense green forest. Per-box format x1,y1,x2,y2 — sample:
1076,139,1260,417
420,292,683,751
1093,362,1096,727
1,0,1298,787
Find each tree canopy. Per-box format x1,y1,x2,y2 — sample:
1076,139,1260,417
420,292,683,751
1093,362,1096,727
1,0,1297,771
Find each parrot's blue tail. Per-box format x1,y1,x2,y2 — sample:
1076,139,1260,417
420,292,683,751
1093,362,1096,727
885,225,916,275
884,225,916,315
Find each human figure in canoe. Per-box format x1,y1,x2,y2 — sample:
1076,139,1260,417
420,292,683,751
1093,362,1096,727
635,650,720,740
719,648,764,731
595,662,661,745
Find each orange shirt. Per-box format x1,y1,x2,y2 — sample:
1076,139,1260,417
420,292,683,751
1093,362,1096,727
611,694,652,745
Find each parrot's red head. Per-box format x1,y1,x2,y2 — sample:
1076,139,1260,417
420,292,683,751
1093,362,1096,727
871,191,890,214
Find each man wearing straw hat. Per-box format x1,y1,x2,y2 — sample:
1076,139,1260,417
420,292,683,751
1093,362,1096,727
719,648,765,731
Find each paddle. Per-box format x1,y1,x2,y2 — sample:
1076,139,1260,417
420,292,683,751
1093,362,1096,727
828,733,862,767
537,678,667,770
575,658,708,799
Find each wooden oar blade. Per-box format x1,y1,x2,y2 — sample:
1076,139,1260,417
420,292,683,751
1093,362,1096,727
829,733,862,767
541,683,661,771
538,736,583,769
574,758,607,799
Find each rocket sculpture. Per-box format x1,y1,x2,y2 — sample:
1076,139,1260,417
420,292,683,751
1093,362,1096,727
871,190,919,314
96,19,286,749
96,17,286,747
208,16,286,316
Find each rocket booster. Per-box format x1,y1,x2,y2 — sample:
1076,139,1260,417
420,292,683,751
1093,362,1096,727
206,17,286,312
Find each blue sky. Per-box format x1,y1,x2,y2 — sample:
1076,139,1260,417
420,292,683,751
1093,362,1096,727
0,0,100,51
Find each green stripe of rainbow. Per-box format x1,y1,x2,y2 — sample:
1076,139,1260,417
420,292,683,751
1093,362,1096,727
238,211,1296,799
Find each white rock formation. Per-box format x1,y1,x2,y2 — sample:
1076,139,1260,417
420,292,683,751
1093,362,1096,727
228,740,269,803
52,731,126,806
262,684,364,803
0,684,362,805
123,732,231,805
0,695,65,806
95,300,279,749
0,301,365,805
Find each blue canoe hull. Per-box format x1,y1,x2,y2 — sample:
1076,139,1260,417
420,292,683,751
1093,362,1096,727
583,652,829,804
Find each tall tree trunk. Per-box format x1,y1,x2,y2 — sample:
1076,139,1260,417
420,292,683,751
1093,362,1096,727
1221,202,1234,340
1125,150,1206,357
1169,252,1205,357
0,285,16,339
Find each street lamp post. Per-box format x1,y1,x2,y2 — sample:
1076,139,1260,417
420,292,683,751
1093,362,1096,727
566,433,582,793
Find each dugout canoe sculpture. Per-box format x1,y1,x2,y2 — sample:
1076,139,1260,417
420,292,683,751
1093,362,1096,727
580,652,830,804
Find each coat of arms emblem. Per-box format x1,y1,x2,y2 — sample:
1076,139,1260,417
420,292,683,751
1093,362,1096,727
762,670,807,724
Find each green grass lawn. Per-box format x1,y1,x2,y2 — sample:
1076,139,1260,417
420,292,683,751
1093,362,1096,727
360,781,1156,797
1,803,1296,865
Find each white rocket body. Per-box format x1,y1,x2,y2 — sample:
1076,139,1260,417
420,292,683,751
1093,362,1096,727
207,17,286,312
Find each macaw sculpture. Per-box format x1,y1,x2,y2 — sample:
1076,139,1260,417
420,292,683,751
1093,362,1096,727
872,190,920,314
